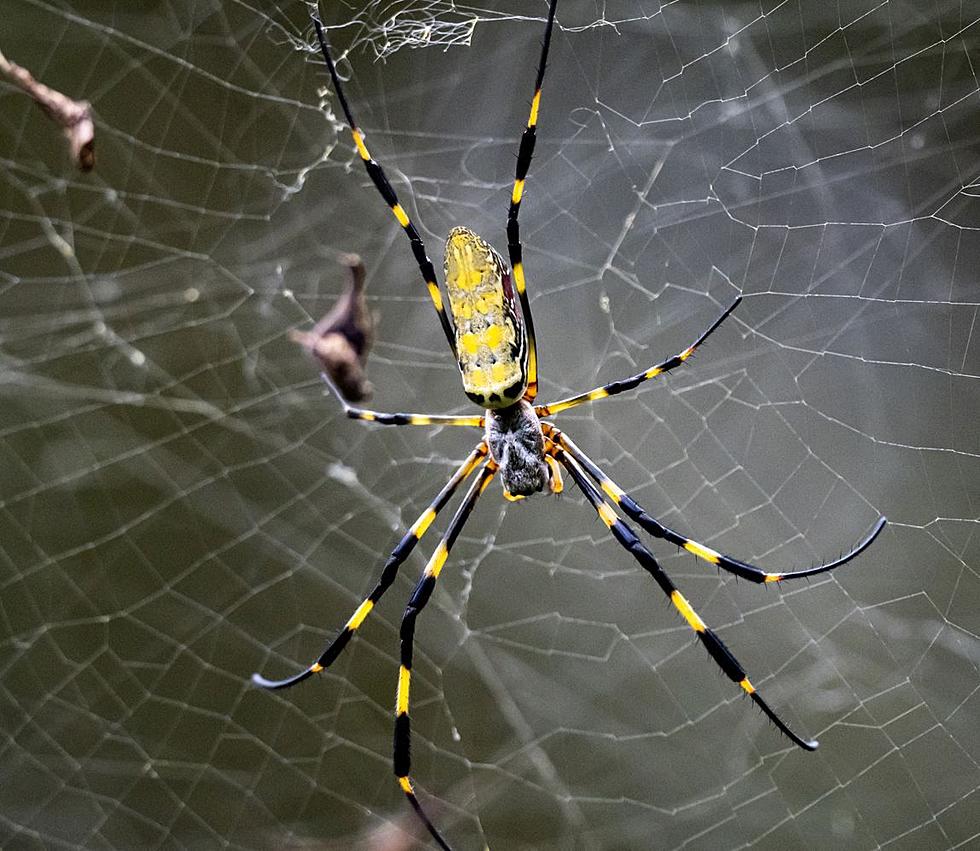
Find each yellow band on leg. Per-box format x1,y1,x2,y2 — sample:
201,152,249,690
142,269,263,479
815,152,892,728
345,599,374,630
529,89,542,126
351,129,370,161
396,665,411,714
671,590,707,633
545,456,564,494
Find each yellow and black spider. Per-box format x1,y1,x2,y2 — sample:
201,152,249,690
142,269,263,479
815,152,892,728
254,3,887,847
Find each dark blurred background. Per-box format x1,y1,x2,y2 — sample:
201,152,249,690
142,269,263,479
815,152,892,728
1,1,977,848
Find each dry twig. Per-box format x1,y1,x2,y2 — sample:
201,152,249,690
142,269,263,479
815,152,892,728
0,48,95,171
290,253,376,401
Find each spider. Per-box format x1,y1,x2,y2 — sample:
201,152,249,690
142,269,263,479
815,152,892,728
254,4,887,847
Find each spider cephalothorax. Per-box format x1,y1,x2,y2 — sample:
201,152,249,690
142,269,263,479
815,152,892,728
255,6,887,849
484,400,560,498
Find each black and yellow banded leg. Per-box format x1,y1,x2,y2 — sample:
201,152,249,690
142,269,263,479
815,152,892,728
394,462,497,850
553,445,820,751
506,0,559,403
320,372,485,428
546,425,887,584
251,444,489,691
311,11,457,357
536,297,742,417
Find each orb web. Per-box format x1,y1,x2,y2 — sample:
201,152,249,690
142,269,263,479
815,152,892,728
1,1,977,848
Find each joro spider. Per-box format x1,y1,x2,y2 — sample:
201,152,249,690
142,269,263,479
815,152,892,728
254,3,887,847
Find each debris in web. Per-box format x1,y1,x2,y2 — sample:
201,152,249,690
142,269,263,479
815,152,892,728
361,3,480,58
0,47,95,171
289,252,376,401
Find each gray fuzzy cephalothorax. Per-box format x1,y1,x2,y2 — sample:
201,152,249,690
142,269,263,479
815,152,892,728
484,400,552,497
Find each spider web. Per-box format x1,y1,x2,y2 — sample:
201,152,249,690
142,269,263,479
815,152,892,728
1,1,978,848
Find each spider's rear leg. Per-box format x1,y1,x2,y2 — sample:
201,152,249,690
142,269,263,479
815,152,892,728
505,0,561,402
310,10,457,356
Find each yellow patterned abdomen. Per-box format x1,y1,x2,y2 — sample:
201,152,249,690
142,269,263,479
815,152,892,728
444,227,527,408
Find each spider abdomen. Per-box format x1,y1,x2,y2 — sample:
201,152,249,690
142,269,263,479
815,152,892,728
444,226,528,408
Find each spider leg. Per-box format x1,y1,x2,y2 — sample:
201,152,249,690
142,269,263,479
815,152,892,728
536,296,741,417
507,0,559,403
311,10,457,357
546,425,886,583
321,372,484,428
552,444,820,751
251,444,489,690
395,460,497,850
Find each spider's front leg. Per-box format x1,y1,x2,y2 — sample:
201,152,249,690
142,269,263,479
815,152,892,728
551,445,821,751
545,424,886,584
251,443,489,690
393,460,497,851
